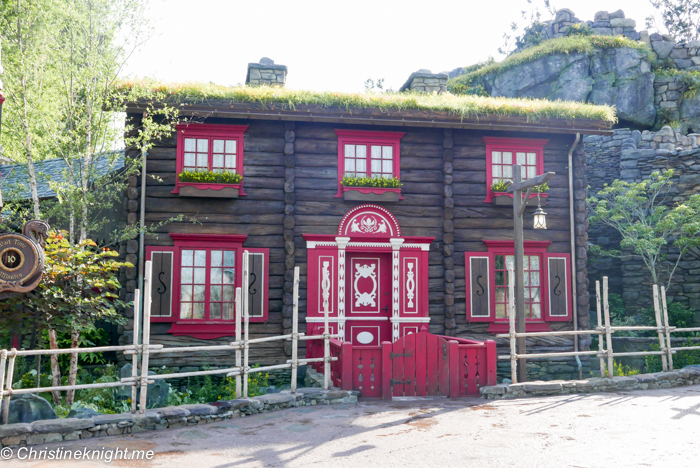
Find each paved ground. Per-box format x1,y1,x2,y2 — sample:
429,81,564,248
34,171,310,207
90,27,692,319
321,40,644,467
5,385,700,467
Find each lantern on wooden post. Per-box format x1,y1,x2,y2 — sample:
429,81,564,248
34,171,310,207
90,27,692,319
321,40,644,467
533,206,547,230
507,165,555,382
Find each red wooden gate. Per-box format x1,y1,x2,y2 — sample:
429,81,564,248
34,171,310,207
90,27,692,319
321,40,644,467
314,332,497,399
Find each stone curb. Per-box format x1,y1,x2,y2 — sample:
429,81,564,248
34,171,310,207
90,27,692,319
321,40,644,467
0,388,358,448
480,367,700,400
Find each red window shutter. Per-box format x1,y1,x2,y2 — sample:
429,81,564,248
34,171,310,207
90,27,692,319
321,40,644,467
146,247,177,321
545,253,571,320
465,252,491,320
245,248,270,321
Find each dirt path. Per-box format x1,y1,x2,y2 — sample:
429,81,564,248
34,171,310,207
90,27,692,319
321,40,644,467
5,385,700,467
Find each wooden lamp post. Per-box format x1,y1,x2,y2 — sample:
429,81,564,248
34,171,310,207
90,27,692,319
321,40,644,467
506,165,555,382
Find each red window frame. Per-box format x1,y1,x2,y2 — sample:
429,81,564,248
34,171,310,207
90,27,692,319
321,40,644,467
483,137,548,203
173,123,249,195
335,129,404,197
146,233,269,339
465,240,572,333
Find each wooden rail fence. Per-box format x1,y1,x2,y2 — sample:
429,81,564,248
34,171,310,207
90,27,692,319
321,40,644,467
0,253,337,424
497,270,700,384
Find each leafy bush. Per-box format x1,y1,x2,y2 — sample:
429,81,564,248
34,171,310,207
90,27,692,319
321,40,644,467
167,367,270,405
613,360,640,376
513,20,551,52
178,170,242,185
562,23,595,38
341,176,402,188
491,180,512,193
645,339,700,373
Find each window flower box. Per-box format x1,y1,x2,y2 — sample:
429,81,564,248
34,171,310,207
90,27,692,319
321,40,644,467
342,186,401,202
175,171,243,198
178,182,241,198
492,191,549,206
339,175,402,202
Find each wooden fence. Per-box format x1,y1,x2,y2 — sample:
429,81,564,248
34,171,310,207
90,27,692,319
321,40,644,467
497,270,700,384
0,253,336,424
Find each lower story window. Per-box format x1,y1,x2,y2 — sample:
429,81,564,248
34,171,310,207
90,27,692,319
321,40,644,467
466,240,571,333
179,248,236,321
146,234,268,339
494,254,542,319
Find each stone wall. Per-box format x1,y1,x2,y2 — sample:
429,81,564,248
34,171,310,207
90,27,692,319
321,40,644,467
585,126,700,321
0,388,357,449
480,366,700,400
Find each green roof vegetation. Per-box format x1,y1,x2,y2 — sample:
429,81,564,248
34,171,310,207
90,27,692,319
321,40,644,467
117,79,616,124
451,35,650,87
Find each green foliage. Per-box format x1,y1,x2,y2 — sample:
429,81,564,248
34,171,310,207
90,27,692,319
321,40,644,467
118,79,618,124
490,180,512,193
341,176,402,188
0,231,130,337
447,59,494,96
645,339,700,372
613,360,641,376
513,20,551,52
562,23,595,38
45,327,110,371
166,368,270,405
648,0,700,43
178,171,243,185
450,35,648,89
588,170,700,290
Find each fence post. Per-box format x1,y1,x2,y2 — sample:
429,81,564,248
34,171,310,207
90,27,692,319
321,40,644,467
595,280,606,378
602,277,614,378
485,340,497,386
381,341,392,400
2,349,16,424
139,260,153,414
661,286,674,371
323,292,331,391
235,287,242,398
653,284,668,372
242,251,250,398
341,342,353,391
131,289,141,414
0,349,6,410
508,264,517,384
291,266,300,393
448,340,460,398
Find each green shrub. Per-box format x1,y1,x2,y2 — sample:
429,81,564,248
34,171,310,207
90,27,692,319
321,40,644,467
490,180,512,193
613,360,640,376
562,23,594,38
645,339,700,373
341,176,402,188
178,170,242,185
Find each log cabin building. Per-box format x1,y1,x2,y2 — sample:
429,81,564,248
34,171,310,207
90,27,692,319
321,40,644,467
118,60,615,385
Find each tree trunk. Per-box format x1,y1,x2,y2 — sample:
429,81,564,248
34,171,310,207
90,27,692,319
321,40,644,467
65,328,80,405
47,329,62,406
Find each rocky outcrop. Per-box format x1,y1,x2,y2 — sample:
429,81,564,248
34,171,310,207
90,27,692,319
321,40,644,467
481,47,656,127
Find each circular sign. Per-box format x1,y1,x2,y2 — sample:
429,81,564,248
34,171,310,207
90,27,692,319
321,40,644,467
0,234,41,285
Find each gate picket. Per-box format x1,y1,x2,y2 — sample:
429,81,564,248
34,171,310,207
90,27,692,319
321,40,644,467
426,333,439,395
403,333,417,396
415,332,427,396
465,347,478,396
391,338,406,397
439,338,449,396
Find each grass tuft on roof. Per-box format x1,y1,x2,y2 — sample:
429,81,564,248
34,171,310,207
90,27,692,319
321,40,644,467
451,35,650,87
117,79,616,124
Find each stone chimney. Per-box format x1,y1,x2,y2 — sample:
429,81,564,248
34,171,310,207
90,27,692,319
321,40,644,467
399,69,448,94
246,57,287,87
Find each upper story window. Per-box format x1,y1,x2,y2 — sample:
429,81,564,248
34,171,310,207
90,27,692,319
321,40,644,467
483,137,548,203
146,234,269,339
465,240,571,334
174,124,249,196
335,129,404,199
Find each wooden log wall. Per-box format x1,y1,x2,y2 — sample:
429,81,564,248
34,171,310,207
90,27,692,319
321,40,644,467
118,114,591,371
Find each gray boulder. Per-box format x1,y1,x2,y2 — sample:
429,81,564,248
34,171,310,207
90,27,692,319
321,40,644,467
1,394,57,424
679,96,700,133
482,47,655,126
116,364,170,409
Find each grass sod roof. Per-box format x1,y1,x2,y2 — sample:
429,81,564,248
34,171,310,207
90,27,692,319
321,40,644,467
116,79,617,126
451,35,651,86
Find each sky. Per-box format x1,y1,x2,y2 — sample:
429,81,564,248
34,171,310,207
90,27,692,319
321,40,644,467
125,0,661,93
